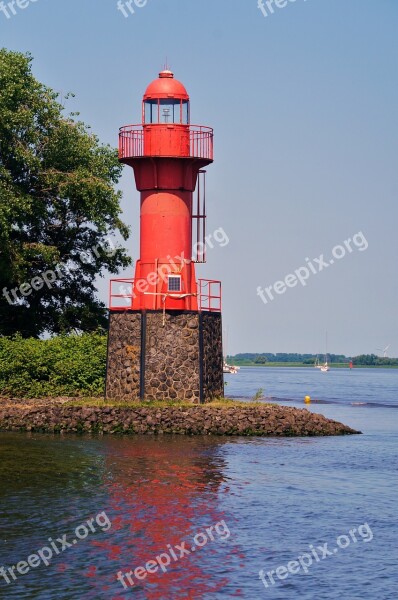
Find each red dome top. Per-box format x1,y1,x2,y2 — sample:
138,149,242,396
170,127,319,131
143,70,189,100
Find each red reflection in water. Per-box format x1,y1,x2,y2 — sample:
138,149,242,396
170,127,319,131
84,436,240,598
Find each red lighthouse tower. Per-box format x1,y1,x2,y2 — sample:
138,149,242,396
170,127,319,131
106,70,224,403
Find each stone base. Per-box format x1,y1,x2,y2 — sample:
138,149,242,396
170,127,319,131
0,400,361,437
105,311,224,403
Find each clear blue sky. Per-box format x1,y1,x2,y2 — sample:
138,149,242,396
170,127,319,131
1,0,397,356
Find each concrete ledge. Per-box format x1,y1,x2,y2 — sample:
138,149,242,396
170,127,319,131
0,399,361,437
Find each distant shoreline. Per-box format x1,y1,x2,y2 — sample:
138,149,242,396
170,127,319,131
226,363,398,369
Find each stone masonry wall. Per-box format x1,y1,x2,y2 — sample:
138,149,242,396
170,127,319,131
105,312,141,400
201,312,224,401
106,311,223,403
145,312,200,402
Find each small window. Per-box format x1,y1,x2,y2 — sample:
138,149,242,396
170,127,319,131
168,275,181,292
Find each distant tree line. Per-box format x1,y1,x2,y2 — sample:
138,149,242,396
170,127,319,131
228,353,349,364
227,353,398,366
352,354,398,366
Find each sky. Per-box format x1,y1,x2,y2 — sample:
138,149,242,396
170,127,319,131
1,0,397,356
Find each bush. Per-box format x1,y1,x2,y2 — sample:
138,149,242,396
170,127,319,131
0,332,107,398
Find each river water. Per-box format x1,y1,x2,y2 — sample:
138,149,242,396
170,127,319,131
0,367,397,599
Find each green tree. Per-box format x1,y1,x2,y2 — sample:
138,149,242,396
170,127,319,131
254,355,268,364
352,354,378,366
0,49,131,337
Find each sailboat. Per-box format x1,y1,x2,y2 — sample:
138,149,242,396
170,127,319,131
320,332,330,372
223,361,239,374
223,328,239,374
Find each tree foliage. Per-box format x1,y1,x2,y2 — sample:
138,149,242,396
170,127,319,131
352,354,398,366
229,352,398,366
0,332,107,397
0,49,131,337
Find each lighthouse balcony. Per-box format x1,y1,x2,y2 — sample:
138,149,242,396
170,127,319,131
109,278,221,312
118,124,214,161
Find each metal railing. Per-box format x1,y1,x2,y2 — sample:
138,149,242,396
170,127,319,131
119,128,144,159
109,278,135,310
109,277,221,312
198,279,222,312
192,170,207,263
189,126,213,161
119,124,213,161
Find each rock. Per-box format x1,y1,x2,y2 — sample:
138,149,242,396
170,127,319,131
0,399,361,438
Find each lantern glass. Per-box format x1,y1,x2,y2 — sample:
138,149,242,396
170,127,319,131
144,99,189,124
182,100,189,124
144,100,158,124
159,99,180,123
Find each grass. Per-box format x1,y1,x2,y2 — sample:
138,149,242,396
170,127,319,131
63,397,273,409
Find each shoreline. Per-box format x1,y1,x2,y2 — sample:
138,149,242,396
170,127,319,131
0,398,361,437
226,364,398,369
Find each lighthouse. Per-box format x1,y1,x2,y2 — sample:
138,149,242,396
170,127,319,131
105,69,224,403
